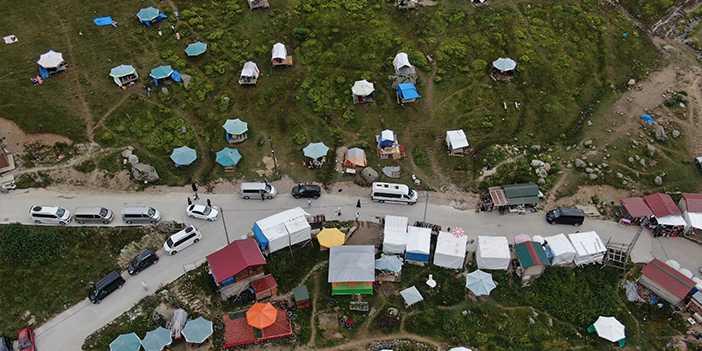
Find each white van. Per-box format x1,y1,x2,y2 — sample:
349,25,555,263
122,206,162,224
74,206,114,224
29,205,73,225
164,225,202,255
371,182,418,205
240,182,277,200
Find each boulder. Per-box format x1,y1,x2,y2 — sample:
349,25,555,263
655,125,668,141
531,159,543,167
122,149,133,158
672,130,681,138
628,79,636,86
544,163,551,171
654,176,663,185
128,154,139,165
177,126,187,134
574,159,586,168
647,144,656,156
361,167,379,183
538,168,548,178
161,87,169,95
640,159,646,167
585,167,594,173
589,173,598,180
583,140,593,147
537,178,546,185
531,145,541,151
132,163,160,182
617,172,624,178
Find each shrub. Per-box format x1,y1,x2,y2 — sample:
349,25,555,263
292,133,308,145
0,223,64,267
73,160,96,173
292,28,311,43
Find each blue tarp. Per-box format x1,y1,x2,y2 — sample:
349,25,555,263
405,252,429,263
641,114,653,125
252,223,269,251
39,66,49,79
398,83,420,100
93,17,113,26
171,70,181,82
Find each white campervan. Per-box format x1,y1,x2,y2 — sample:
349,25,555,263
371,182,418,205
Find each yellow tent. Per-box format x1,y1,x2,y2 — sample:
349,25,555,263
317,228,346,248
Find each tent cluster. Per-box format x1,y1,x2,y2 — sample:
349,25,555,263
620,192,701,237
109,316,213,351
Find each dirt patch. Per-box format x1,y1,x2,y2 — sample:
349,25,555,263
0,117,72,152
318,312,340,330
346,222,383,246
255,156,276,177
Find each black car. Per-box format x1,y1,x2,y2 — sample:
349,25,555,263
292,184,321,199
127,248,159,275
0,336,13,351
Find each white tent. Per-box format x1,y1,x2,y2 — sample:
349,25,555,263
568,231,606,265
393,52,412,72
433,231,467,269
328,245,375,282
684,211,702,233
240,61,259,79
446,130,469,152
272,43,287,61
543,234,576,266
657,214,687,226
400,286,424,306
383,215,408,254
406,226,431,263
476,236,510,270
253,207,311,253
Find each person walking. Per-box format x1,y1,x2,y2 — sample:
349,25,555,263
307,199,312,208
141,282,148,291
337,207,342,218
261,191,265,201
355,212,360,222
207,199,212,207
356,199,361,208
147,86,151,97
187,197,192,206
192,182,199,200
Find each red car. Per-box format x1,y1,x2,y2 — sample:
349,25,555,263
17,328,36,351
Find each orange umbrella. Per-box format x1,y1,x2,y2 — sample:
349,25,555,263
246,302,278,329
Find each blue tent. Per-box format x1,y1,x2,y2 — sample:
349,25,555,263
150,65,173,86
303,142,329,159
375,255,403,272
398,83,420,100
171,70,182,82
137,7,159,23
170,146,197,166
215,148,242,166
181,317,213,344
185,41,208,56
93,17,113,26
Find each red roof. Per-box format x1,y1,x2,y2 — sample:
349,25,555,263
641,258,695,300
643,193,682,217
620,198,653,217
251,274,278,293
207,238,266,282
682,193,702,213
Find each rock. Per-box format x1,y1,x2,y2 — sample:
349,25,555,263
531,159,543,167
531,145,541,151
528,317,536,325
161,87,168,95
566,146,571,151
152,303,175,326
533,311,539,318
549,318,553,327
581,156,588,160
132,163,160,182
589,173,598,180
647,144,656,156
122,149,133,158
672,130,680,138
544,163,551,171
602,163,609,168
537,178,546,185
635,155,640,161
128,154,139,165
538,168,548,178
628,79,636,86
663,44,678,53
628,157,634,163
640,159,646,167
587,120,593,126
574,159,586,168
567,163,573,168
654,176,663,185
583,139,593,147
617,172,623,178
655,125,668,141
177,126,187,134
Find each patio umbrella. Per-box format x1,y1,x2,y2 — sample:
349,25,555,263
181,316,213,344
222,119,248,135
514,234,531,244
150,65,173,79
170,146,197,166
465,269,496,296
317,228,345,248
351,79,375,96
110,333,141,351
449,347,473,351
215,148,242,167
665,259,681,270
591,316,625,343
110,65,136,77
532,235,545,244
375,255,403,272
451,227,465,239
141,326,172,351
247,302,278,329
303,142,329,159
185,41,208,56
37,51,64,68
492,57,516,72
137,7,160,22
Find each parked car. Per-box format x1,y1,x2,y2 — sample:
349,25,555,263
88,271,125,304
292,184,321,199
164,225,202,255
17,328,35,351
127,248,159,275
29,205,72,225
0,336,13,351
186,204,219,221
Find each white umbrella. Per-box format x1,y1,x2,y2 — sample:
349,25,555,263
665,259,681,270
465,269,496,296
352,80,375,96
449,347,473,351
532,235,545,244
37,51,64,68
591,316,625,343
492,57,516,72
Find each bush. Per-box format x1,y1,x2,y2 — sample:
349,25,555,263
292,133,308,145
292,28,311,43
73,160,96,173
0,223,64,267
413,146,429,166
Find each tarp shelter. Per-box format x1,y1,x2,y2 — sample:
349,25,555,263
641,114,654,125
375,255,403,272
271,43,292,66
302,142,329,159
383,215,408,254
223,119,249,143
405,226,431,263
150,65,173,86
170,146,197,166
253,207,311,253
94,17,113,26
397,83,420,102
37,50,66,78
246,302,278,329
206,238,266,284
400,286,424,306
434,231,467,270
137,7,167,26
344,148,367,167
639,258,695,306
492,58,517,72
465,269,496,296
476,236,510,270
515,241,551,283
446,130,469,154
503,183,540,205
328,245,375,295
141,326,172,351
393,52,413,74
185,41,208,56
378,130,397,148
644,193,686,226
316,228,346,248
181,317,213,344
239,61,260,84
110,333,141,351
543,234,576,266
589,316,625,346
215,148,242,167
568,231,605,265
110,65,139,87
620,197,653,220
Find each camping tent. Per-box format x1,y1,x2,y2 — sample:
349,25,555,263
476,236,510,270
328,245,375,295
352,80,375,97
543,233,576,266
400,286,424,306
215,148,242,167
434,231,467,269
253,207,311,253
446,130,469,154
136,7,166,26
109,65,138,87
170,146,197,166
568,231,606,265
393,52,413,73
150,65,173,85
240,61,260,80
405,226,431,263
378,130,397,148
397,83,420,102
383,215,408,254
272,43,287,61
344,148,367,167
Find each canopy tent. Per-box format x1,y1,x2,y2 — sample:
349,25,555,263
328,245,375,295
543,233,576,266
383,215,408,254
400,286,424,306
449,348,473,351
657,214,688,226
317,228,346,248
253,207,311,253
352,79,375,96
272,43,287,60
375,255,403,272
141,326,172,351
465,269,497,296
223,118,248,136
110,333,142,351
37,51,64,68
110,65,139,87
665,259,681,270
215,148,242,167
476,236,510,270
514,233,531,244
247,302,278,329
302,142,329,159
492,58,517,72
397,83,420,101
344,148,367,167
589,316,625,346
393,52,413,73
378,130,397,148
170,146,197,166
684,211,702,233
568,231,606,265
185,41,208,56
446,130,469,153
137,7,159,22
532,235,545,244
434,231,467,269
150,65,173,85
680,268,694,279
240,61,260,79
405,226,431,263
181,317,213,344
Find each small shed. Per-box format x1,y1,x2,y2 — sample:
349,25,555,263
543,233,576,266
620,197,653,224
251,274,278,300
328,245,375,295
639,258,695,306
239,61,260,85
351,80,374,104
206,238,267,299
292,285,310,309
344,148,367,167
503,183,540,206
687,291,702,315
476,236,510,270
405,226,431,264
644,193,686,227
383,215,409,254
223,119,249,143
568,231,605,265
397,83,420,103
434,231,467,270
393,53,415,74
272,43,293,66
515,241,551,285
446,130,469,155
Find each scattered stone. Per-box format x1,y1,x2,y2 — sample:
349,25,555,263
623,180,628,185
672,130,680,138
655,125,668,141
531,145,541,151
544,163,551,171
528,317,536,325
566,146,572,151
640,159,646,167
589,173,598,180
161,87,168,95
601,163,609,168
549,318,553,327
531,159,543,167
537,178,546,185
533,311,539,318
654,176,663,185
177,126,187,134
128,154,139,165
647,144,656,156
574,159,586,168
628,157,634,163
538,168,548,178
122,149,133,158
583,140,593,147
585,167,595,173
587,120,593,126
132,163,160,182
567,163,573,168
628,79,636,86
617,172,623,178
635,155,640,161
582,156,588,160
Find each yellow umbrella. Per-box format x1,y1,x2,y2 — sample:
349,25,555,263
317,228,345,248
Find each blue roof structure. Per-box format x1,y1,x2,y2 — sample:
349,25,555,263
398,83,420,100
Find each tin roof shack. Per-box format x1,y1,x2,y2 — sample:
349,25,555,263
515,241,551,285
619,197,654,224
446,130,469,155
639,258,695,307
251,274,278,300
292,285,310,309
206,238,267,299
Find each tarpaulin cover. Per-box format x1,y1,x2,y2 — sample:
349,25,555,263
405,226,431,263
641,114,654,125
685,211,702,231
400,286,423,306
446,130,469,150
378,130,396,148
241,61,260,78
625,282,645,302
393,52,412,72
492,57,517,71
272,43,287,60
171,70,182,82
398,83,420,100
383,215,408,254
434,231,467,269
94,17,113,26
476,236,510,270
